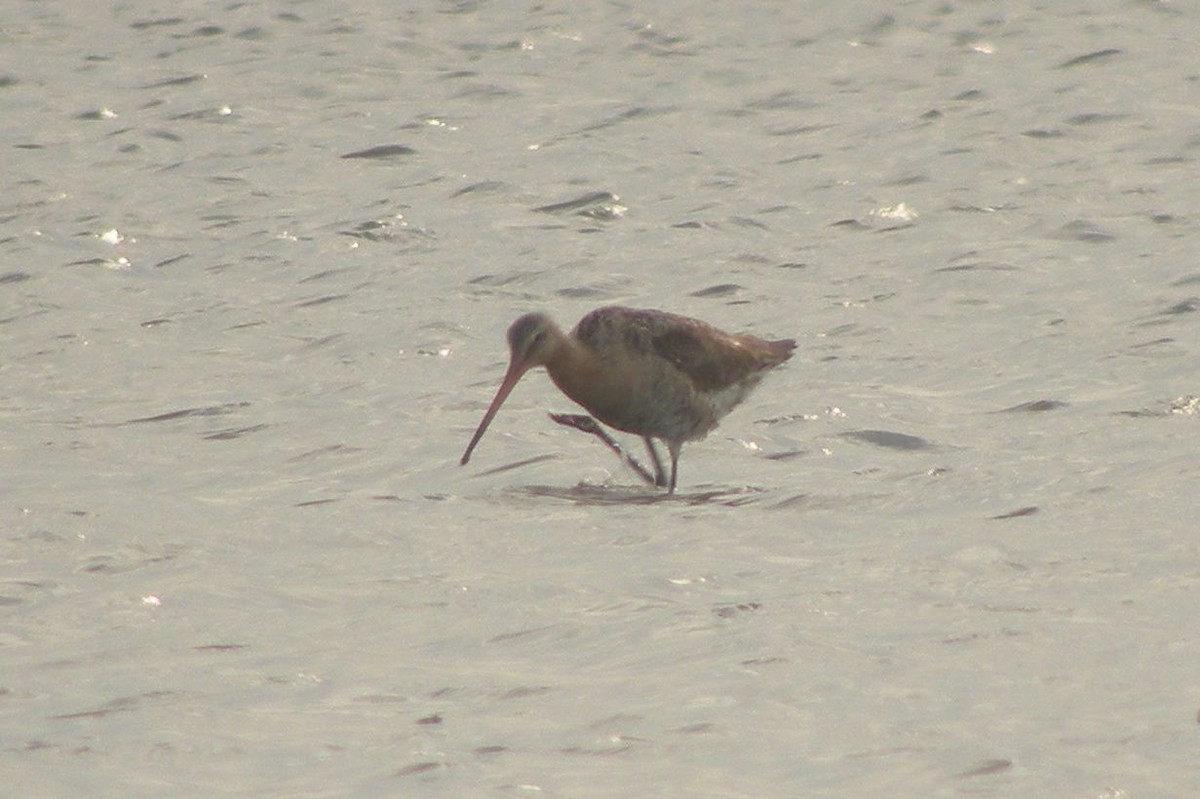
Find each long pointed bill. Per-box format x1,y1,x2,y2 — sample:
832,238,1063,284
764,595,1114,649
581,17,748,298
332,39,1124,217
460,359,530,465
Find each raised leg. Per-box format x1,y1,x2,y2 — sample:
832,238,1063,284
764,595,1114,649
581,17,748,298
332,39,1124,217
548,413,656,486
642,437,668,488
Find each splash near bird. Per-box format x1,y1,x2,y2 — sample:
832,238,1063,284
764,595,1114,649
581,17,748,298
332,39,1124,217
460,306,795,492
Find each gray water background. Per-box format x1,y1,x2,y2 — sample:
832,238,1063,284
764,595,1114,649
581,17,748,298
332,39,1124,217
2,1,1198,796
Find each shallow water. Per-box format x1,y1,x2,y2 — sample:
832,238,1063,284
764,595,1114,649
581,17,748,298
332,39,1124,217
3,2,1198,797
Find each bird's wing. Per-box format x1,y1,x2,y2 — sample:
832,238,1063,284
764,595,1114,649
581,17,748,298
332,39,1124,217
574,306,793,393
650,319,785,393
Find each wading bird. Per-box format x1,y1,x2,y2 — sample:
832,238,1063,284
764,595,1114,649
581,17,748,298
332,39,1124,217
460,306,794,492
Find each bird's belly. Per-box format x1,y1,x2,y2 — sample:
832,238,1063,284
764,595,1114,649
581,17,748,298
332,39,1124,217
554,363,721,443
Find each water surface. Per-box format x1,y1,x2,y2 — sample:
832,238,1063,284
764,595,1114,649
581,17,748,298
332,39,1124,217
3,2,1198,797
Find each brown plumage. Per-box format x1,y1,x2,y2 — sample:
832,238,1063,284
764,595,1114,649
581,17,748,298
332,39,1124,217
460,306,795,492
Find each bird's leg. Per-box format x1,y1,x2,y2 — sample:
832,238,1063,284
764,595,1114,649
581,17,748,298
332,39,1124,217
666,440,683,494
642,437,668,489
548,413,657,486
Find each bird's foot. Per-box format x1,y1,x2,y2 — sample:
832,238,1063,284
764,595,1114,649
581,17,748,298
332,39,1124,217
548,413,602,435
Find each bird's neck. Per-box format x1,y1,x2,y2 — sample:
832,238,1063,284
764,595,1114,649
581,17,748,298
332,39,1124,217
544,337,603,407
